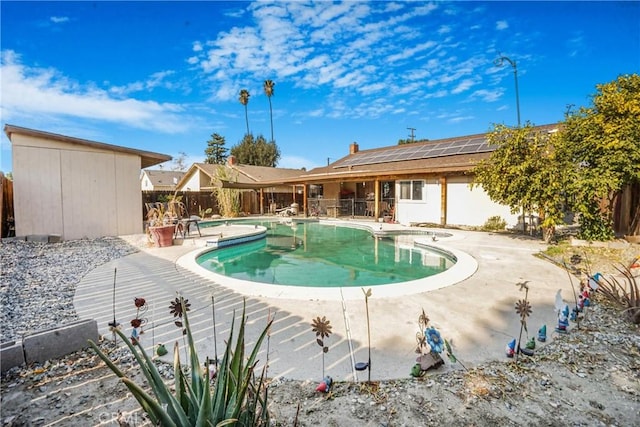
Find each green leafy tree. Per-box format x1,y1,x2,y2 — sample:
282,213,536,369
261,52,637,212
239,89,250,135
472,123,568,241
556,73,640,239
263,79,275,142
204,133,228,164
230,133,280,167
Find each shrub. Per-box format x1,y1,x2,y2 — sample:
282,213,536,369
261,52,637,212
482,216,507,232
89,297,272,426
595,266,640,324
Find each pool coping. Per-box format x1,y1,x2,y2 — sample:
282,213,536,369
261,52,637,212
176,221,478,301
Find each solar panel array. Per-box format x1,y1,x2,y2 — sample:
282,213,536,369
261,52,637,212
339,136,494,168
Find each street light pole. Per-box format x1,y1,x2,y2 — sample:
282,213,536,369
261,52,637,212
494,55,521,127
495,55,526,234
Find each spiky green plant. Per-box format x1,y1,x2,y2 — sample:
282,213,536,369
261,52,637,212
596,265,640,324
89,297,272,426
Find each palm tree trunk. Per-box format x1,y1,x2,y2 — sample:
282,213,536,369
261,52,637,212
269,98,274,142
244,106,249,135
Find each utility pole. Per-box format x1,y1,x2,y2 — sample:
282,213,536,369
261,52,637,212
407,127,416,142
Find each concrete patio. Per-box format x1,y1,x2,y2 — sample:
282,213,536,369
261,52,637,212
74,219,569,382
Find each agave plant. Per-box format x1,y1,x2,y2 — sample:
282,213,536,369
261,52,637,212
89,297,272,426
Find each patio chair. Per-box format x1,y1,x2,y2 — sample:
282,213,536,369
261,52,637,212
169,201,202,238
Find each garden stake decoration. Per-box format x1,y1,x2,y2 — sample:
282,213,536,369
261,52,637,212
354,288,373,383
170,295,191,360
411,308,445,377
554,290,570,333
513,281,533,361
107,268,121,346
130,297,148,345
563,259,582,329
311,315,333,391
211,295,218,370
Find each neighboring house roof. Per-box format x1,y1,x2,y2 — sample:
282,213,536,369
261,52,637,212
142,170,185,189
4,124,172,168
176,161,306,190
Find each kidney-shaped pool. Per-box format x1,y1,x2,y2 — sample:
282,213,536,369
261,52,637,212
196,220,456,287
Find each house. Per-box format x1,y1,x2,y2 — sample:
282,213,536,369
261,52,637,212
4,124,171,240
264,124,560,228
176,156,306,214
140,169,185,191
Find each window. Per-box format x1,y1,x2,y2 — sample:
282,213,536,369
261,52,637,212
399,180,424,201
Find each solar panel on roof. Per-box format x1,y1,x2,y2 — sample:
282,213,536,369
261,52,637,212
336,134,492,168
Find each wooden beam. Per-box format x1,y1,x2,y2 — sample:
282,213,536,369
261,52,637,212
440,176,447,226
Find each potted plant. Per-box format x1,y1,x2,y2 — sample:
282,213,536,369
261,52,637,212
146,203,174,247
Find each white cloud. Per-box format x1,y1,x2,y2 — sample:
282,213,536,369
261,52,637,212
50,16,69,24
496,20,509,30
469,88,503,102
1,50,188,133
451,78,477,94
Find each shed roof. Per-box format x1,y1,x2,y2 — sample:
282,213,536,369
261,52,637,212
4,124,172,169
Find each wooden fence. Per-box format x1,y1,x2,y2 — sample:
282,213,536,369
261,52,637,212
1,172,15,238
142,191,219,220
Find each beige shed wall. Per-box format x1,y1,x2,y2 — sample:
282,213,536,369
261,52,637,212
11,133,143,240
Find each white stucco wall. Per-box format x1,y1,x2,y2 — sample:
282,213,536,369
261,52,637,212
445,176,518,228
179,170,203,191
395,180,441,226
11,133,143,240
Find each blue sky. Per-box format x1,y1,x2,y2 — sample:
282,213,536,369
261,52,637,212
1,1,638,173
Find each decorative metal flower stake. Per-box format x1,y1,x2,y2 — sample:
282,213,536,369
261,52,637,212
130,297,148,345
311,315,332,378
412,308,445,376
170,295,191,359
514,281,532,361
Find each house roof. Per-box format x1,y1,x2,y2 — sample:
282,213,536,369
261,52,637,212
142,170,185,187
4,124,172,169
274,123,561,184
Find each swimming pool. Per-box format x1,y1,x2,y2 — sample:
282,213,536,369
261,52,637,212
196,220,455,287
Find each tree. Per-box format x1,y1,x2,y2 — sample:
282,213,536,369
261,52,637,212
556,73,640,239
212,166,241,217
171,151,188,171
263,80,275,143
472,123,568,241
230,133,280,167
204,133,228,164
239,89,250,135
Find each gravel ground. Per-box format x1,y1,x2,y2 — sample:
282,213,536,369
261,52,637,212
1,236,639,426
0,237,138,343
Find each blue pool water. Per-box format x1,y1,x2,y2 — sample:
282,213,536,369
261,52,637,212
196,220,455,287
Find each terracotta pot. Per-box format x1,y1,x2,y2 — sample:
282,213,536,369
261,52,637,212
149,225,174,247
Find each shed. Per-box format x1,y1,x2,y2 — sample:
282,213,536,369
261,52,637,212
4,124,171,240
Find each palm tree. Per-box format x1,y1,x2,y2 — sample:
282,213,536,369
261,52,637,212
239,89,250,135
263,80,275,142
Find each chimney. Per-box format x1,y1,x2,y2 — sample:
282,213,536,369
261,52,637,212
227,155,237,166
349,142,359,154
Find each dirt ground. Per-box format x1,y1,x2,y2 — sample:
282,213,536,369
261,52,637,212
1,243,639,426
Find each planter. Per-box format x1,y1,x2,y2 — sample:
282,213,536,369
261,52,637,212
149,225,175,247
